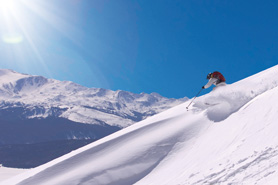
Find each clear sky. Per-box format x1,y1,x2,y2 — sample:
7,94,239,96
0,0,277,98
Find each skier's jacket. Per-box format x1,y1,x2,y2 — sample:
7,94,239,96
203,71,226,89
211,71,225,83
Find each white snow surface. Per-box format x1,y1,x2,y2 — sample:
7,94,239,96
0,167,28,183
3,65,278,185
0,69,185,128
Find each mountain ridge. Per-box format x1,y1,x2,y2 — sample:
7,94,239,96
0,69,187,128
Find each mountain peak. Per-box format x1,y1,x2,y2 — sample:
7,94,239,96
0,69,18,74
0,69,28,78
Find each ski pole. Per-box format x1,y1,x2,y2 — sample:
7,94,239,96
186,88,203,110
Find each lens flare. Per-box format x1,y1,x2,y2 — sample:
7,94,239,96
2,33,24,44
0,0,98,85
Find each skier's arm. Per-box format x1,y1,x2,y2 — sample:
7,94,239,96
203,78,218,89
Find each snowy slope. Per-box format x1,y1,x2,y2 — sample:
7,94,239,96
0,167,28,183
3,65,278,185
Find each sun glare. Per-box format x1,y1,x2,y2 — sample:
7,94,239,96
0,0,23,44
0,0,80,76
2,33,23,44
0,0,15,10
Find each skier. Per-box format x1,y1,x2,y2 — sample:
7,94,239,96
202,71,226,90
186,71,226,110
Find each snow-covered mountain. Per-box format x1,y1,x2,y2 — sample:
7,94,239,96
0,69,186,143
0,69,186,168
0,69,186,128
4,65,278,185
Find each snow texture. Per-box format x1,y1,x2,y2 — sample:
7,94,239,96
0,167,28,183
194,66,278,121
2,65,278,185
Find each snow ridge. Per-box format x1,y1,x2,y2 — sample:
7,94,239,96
194,66,278,121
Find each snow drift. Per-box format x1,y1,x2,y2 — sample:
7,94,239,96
194,66,278,121
3,65,278,185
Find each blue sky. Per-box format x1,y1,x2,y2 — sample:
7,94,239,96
0,0,277,98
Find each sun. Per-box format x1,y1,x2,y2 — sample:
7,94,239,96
0,0,23,44
0,0,16,11
0,0,82,77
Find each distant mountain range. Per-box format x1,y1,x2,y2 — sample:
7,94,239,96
0,69,187,168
